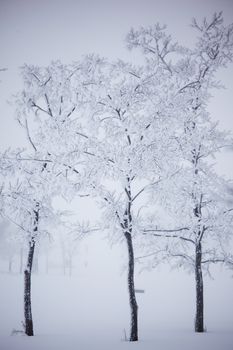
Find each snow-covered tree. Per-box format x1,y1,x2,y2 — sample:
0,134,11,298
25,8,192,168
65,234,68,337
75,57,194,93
9,57,105,335
142,140,233,333
127,12,233,333
0,148,59,336
74,59,180,341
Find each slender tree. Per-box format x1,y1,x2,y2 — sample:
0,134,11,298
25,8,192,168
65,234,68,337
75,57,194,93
126,12,233,333
142,154,233,332
0,150,58,335
11,57,106,335
76,60,178,341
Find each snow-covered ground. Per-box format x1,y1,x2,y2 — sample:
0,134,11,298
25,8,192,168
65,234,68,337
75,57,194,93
1,329,233,350
0,236,232,350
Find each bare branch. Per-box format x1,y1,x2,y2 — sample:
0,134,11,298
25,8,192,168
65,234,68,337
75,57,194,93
144,228,189,233
128,71,141,79
224,208,233,214
25,118,37,152
143,229,195,244
140,123,151,141
76,132,89,139
44,94,53,117
201,258,225,264
59,96,63,115
169,252,195,263
30,72,41,82
5,156,80,175
83,150,115,164
65,105,76,120
132,179,162,202
124,187,131,201
31,101,51,116
1,212,31,235
178,80,201,93
42,76,51,87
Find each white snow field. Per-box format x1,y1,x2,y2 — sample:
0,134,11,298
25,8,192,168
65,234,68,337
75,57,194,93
0,330,233,350
0,236,232,350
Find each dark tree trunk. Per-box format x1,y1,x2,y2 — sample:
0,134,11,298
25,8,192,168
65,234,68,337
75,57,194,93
195,241,204,332
24,240,35,336
192,144,204,332
124,231,138,341
24,206,39,336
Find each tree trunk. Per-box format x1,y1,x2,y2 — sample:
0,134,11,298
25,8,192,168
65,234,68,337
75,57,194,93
24,240,35,336
124,231,138,341
24,206,39,336
195,241,204,332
